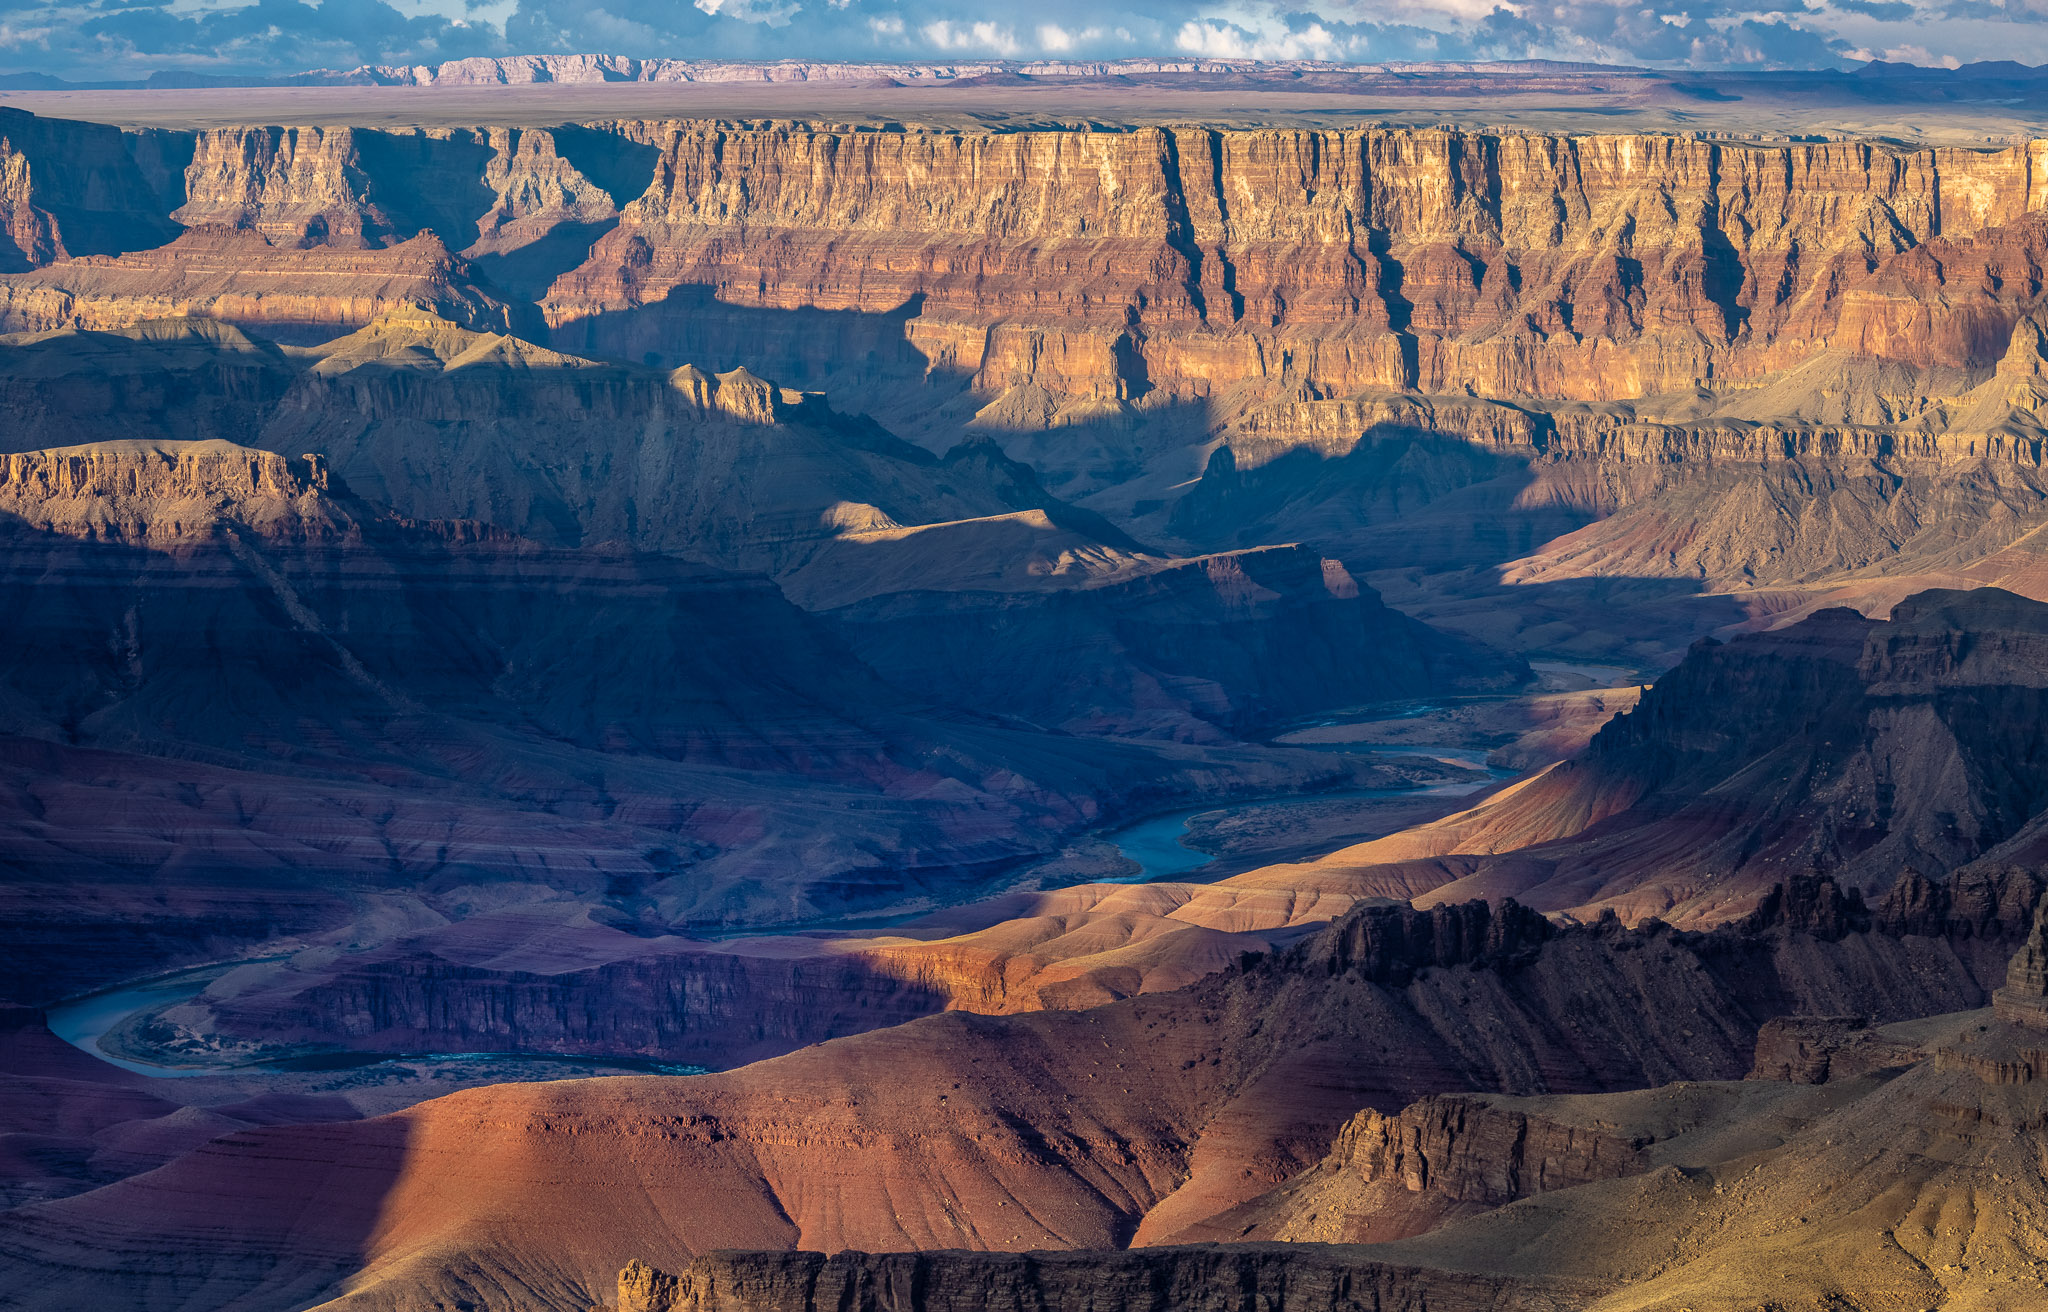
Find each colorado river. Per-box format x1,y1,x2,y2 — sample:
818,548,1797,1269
47,756,1511,1078
1099,753,1509,883
45,965,708,1081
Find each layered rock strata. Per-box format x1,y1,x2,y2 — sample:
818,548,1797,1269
0,876,2028,1311
0,111,2044,414
10,114,2048,650
1268,588,2048,925
539,126,2048,402
1991,887,2048,1027
1744,1015,1920,1084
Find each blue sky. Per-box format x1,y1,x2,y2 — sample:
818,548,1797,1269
1,0,2040,80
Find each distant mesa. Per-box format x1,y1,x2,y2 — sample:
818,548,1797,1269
0,53,2044,95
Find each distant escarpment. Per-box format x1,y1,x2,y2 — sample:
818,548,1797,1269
1288,586,2048,925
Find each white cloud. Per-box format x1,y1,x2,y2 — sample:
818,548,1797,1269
1174,17,1363,59
920,18,1021,53
1037,22,1114,51
691,0,800,25
18,0,2048,81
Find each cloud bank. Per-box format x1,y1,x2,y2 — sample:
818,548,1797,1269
0,0,2043,82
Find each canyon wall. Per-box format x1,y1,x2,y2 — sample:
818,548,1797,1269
3,110,2046,408
11,109,2048,620
539,124,2048,402
9,110,2048,608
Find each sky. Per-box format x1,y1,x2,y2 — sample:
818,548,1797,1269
0,0,2042,81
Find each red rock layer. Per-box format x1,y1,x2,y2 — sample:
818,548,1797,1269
538,126,2048,404
0,227,512,340
0,883,2020,1311
5,115,2047,432
1281,589,2048,925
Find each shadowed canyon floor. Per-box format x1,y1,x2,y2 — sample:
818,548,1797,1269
6,68,2048,1311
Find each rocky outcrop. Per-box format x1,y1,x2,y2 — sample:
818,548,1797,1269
202,938,960,1072
0,439,330,537
1220,1092,1650,1246
1329,1095,1641,1206
0,227,513,340
1316,894,1557,983
172,124,624,264
592,1248,1591,1312
1745,1015,1920,1083
174,127,384,247
1289,589,2048,925
1991,889,2048,1027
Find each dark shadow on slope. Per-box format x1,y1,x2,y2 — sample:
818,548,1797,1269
125,129,195,220
0,109,181,263
821,539,1524,740
1161,424,1781,667
1372,573,1756,670
0,1108,413,1312
0,484,1430,1002
961,390,1223,499
548,125,663,209
550,284,945,392
0,320,298,454
467,218,619,303
1169,423,1563,571
353,130,499,250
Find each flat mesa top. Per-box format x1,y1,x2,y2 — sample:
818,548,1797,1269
2,72,2045,143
